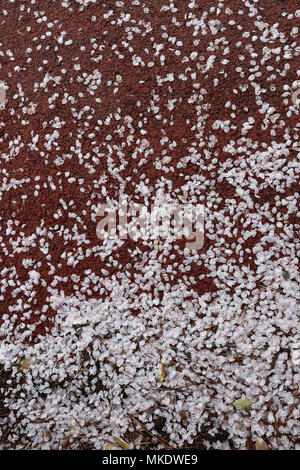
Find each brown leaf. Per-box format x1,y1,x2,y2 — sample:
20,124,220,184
114,437,132,450
103,443,116,450
19,359,31,370
158,359,166,383
255,438,269,450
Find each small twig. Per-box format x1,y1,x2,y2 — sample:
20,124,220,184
287,401,299,420
128,414,174,450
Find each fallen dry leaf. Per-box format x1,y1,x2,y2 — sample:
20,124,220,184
255,438,269,450
103,443,116,450
19,359,31,371
233,397,252,410
114,437,132,450
158,359,166,383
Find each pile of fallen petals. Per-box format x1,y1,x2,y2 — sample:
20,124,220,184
0,0,299,450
